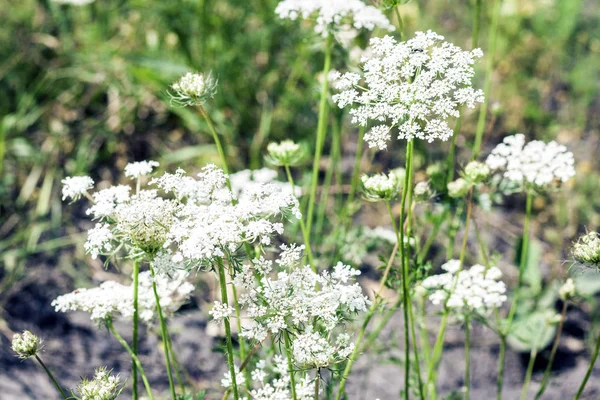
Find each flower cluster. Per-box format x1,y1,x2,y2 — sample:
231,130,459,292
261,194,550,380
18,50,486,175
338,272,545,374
265,140,305,167
275,0,394,36
485,134,576,189
361,171,401,201
572,232,600,269
11,330,42,360
421,260,507,316
62,176,94,201
124,160,159,179
75,367,123,400
170,72,218,106
233,244,369,368
229,168,300,200
333,31,484,150
52,271,193,323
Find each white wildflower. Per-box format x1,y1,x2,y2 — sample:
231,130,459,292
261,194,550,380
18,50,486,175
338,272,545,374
170,72,218,106
361,172,401,201
11,331,42,360
76,367,123,400
265,140,305,167
572,232,600,269
61,176,94,201
124,160,159,179
333,31,484,149
485,134,575,188
447,178,471,198
292,327,355,367
209,301,236,322
559,278,576,301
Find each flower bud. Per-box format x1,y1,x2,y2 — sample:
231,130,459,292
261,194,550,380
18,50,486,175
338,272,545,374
170,72,218,106
361,172,401,202
572,232,600,269
265,140,305,167
463,161,490,184
371,0,412,10
447,178,471,198
414,181,433,202
559,278,576,301
12,330,42,359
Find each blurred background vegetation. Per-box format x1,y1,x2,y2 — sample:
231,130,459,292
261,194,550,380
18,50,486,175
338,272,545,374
0,0,599,369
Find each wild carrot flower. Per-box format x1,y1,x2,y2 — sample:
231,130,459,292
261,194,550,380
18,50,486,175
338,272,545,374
229,168,300,199
124,160,159,179
170,72,218,106
485,134,575,189
265,140,305,167
275,0,394,36
12,330,42,360
75,367,123,400
559,278,576,301
421,261,507,317
463,161,490,184
62,176,94,201
361,172,401,201
572,232,600,269
447,178,471,198
333,31,484,150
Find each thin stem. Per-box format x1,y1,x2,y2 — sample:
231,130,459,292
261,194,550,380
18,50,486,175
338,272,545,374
132,259,140,400
574,328,600,400
472,0,482,48
445,114,463,186
471,0,502,159
166,334,186,394
314,369,320,399
231,282,251,392
520,343,538,400
284,165,315,269
34,355,68,400
199,105,231,186
149,264,177,400
464,318,471,400
107,321,154,400
394,6,405,41
535,301,568,399
284,331,298,400
306,32,333,236
496,337,507,400
217,258,240,400
361,296,402,353
347,126,366,206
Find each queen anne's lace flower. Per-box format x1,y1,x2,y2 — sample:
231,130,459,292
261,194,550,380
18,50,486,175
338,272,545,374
11,331,42,360
485,134,576,188
62,176,94,201
275,0,394,36
333,31,484,149
572,232,600,269
559,278,576,301
265,140,305,167
124,160,159,179
75,367,123,400
209,301,236,322
361,172,401,201
421,260,507,316
229,168,300,200
52,271,193,323
170,72,218,106
292,328,354,367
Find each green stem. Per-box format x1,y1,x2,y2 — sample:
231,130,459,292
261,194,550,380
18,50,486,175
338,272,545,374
361,297,402,353
166,334,186,394
394,6,405,41
34,355,68,400
472,0,482,48
216,258,240,400
417,208,449,265
199,106,231,186
534,301,568,400
231,284,251,393
520,344,538,400
0,120,6,176
132,260,140,400
284,165,315,269
464,317,471,400
496,336,507,400
306,32,333,236
149,264,177,400
574,327,600,400
347,126,365,206
471,0,502,159
284,331,298,400
107,321,154,400
315,368,320,399
445,114,463,186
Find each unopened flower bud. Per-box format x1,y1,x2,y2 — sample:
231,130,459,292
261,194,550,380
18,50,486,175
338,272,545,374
414,285,427,298
265,140,305,167
559,278,576,301
12,330,42,359
414,181,433,202
464,161,490,184
170,72,218,106
361,172,401,202
573,232,600,269
447,178,471,198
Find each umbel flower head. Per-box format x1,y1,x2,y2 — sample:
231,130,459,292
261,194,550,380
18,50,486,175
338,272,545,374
12,330,42,359
572,232,600,269
370,0,411,9
361,172,401,201
447,177,471,198
170,72,218,106
62,176,94,201
75,367,123,400
421,260,507,317
333,31,484,150
275,0,394,37
463,161,490,184
265,140,305,167
559,278,576,301
485,134,576,189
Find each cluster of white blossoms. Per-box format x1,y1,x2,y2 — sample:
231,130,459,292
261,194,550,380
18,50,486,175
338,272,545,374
265,140,305,167
52,271,193,323
572,232,600,269
52,0,95,5
75,367,122,400
153,165,301,263
485,134,576,188
169,72,218,106
11,330,42,360
231,244,369,368
421,260,507,316
63,162,300,263
332,31,484,150
275,0,394,36
229,168,300,199
361,172,401,201
61,176,94,201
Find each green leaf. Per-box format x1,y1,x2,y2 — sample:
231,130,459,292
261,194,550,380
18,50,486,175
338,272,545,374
507,310,557,352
